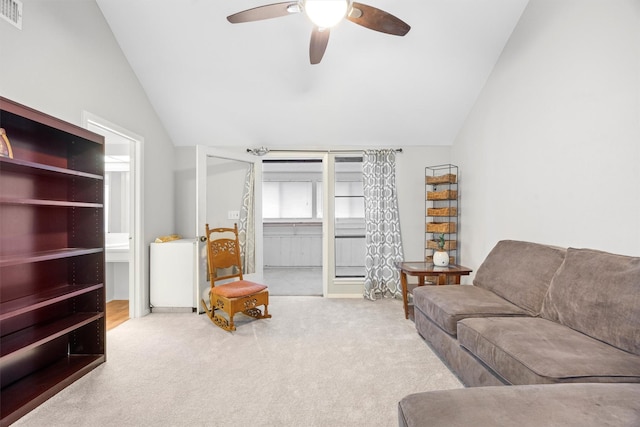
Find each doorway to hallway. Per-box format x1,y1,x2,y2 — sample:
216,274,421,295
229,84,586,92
83,112,144,320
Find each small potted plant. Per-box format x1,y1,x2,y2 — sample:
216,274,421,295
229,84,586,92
433,233,449,266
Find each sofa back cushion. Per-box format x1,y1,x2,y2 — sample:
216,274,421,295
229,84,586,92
473,240,566,315
541,248,640,356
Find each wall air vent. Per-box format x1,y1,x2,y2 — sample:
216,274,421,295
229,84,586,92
1,0,22,29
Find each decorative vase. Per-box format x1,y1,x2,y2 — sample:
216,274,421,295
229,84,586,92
433,250,449,267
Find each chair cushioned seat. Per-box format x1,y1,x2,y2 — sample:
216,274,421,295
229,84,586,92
457,317,640,385
413,285,529,336
211,280,267,298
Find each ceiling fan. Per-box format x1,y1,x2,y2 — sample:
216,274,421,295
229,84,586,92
227,0,411,64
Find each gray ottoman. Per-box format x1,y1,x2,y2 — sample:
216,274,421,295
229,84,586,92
399,383,640,427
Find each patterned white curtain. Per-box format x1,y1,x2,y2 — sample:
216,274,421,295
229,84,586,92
362,149,404,300
238,163,255,274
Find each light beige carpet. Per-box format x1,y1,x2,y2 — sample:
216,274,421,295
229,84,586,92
15,297,462,426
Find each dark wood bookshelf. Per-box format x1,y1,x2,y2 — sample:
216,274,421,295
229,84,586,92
0,156,104,180
1,312,103,358
0,355,103,423
0,198,103,208
0,248,104,268
0,97,106,426
0,283,104,321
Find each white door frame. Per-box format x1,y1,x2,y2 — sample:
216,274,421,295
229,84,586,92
326,152,365,298
195,145,262,307
82,112,145,318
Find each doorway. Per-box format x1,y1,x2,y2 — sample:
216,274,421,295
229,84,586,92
195,146,262,308
260,152,367,297
262,159,324,296
83,112,144,320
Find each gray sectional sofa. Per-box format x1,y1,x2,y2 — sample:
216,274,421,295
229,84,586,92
399,382,640,427
399,240,640,426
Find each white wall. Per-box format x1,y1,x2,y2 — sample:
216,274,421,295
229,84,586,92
1,0,176,312
174,147,254,237
206,157,250,229
452,0,640,274
174,147,197,238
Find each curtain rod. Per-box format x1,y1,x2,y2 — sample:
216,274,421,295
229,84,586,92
246,147,403,156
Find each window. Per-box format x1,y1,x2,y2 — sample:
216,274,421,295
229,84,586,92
262,160,323,221
335,181,364,218
263,181,313,219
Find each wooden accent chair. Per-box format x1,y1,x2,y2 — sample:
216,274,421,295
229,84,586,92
201,223,271,331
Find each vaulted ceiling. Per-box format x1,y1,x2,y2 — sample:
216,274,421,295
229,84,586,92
96,0,529,148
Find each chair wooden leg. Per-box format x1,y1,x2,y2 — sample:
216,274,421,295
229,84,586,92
227,313,235,331
212,312,235,331
204,292,270,332
202,296,236,331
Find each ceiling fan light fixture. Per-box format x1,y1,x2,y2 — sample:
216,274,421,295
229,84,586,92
287,3,302,14
303,0,350,28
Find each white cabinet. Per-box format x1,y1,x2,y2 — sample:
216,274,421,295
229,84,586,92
150,239,198,311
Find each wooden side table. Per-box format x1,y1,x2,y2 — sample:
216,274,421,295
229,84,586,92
397,262,473,319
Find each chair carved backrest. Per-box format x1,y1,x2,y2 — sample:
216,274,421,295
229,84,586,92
201,223,271,332
206,224,244,284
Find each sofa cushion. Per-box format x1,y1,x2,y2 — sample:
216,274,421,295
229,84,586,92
541,247,640,356
457,317,640,384
413,285,529,336
473,240,566,315
398,383,640,427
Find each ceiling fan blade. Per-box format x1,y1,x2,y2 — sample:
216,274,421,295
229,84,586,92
310,27,330,65
227,2,300,24
347,2,411,36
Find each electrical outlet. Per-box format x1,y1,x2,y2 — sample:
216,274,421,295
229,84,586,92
228,210,240,220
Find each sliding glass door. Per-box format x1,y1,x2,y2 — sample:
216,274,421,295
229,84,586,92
334,157,365,278
259,152,367,297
